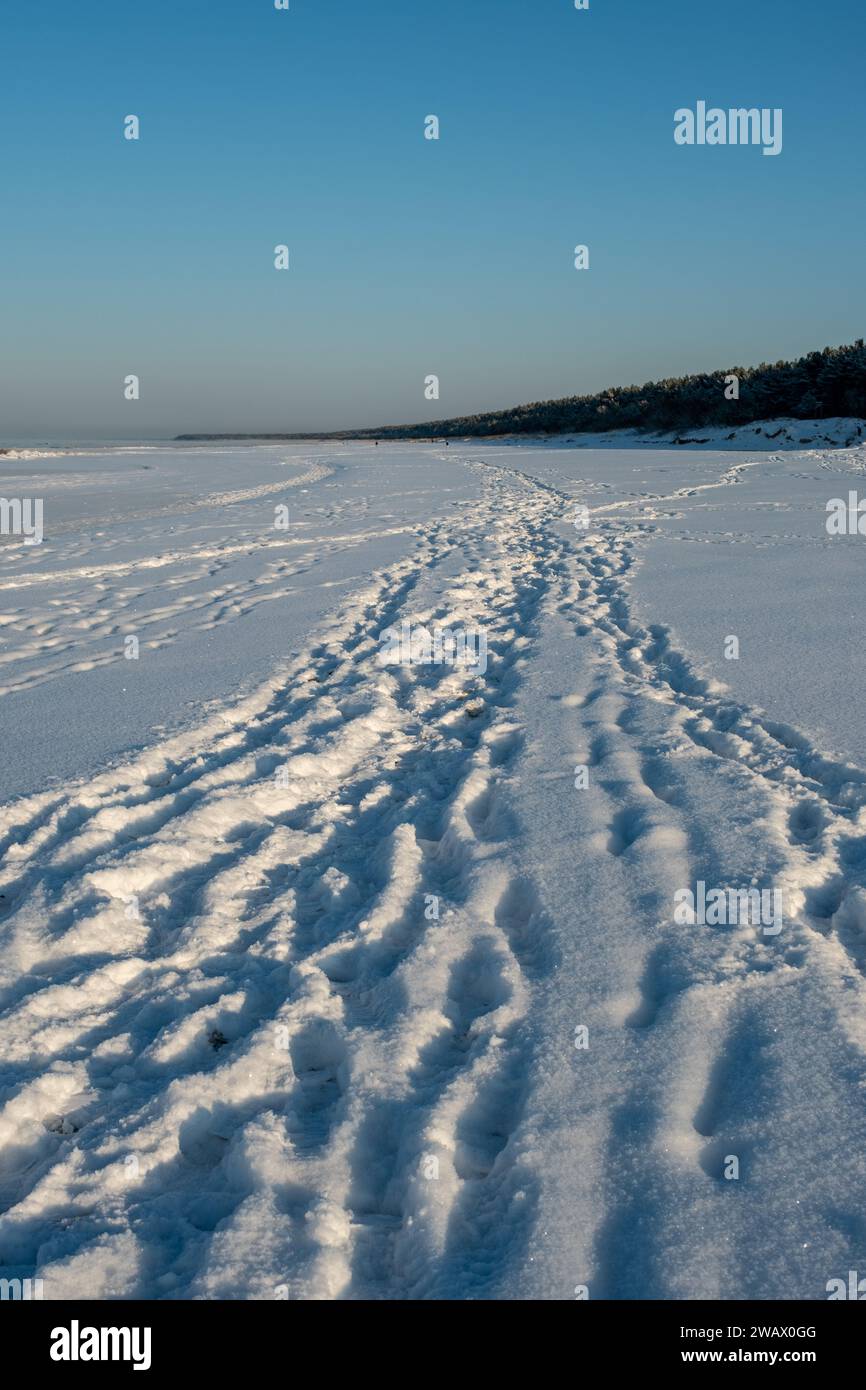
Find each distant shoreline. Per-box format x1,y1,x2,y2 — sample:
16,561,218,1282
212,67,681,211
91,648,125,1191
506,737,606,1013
175,340,866,444
4,417,865,459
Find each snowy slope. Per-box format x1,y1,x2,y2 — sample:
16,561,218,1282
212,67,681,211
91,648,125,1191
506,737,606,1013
476,415,866,452
1,437,865,1299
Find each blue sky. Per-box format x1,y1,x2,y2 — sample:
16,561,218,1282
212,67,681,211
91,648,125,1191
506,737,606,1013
1,0,864,439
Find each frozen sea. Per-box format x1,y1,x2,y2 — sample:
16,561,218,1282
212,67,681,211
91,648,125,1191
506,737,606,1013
1,424,865,1299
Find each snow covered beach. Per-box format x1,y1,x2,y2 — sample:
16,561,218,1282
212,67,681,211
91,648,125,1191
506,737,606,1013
1,432,866,1299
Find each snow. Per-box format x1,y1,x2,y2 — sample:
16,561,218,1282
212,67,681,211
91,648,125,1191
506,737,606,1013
0,443,479,800
2,429,866,1300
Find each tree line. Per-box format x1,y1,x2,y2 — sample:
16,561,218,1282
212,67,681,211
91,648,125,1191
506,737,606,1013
178,340,866,441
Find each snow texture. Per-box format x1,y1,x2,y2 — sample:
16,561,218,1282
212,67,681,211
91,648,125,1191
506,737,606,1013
1,429,866,1300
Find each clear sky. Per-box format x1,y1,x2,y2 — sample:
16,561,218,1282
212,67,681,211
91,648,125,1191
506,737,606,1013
2,0,864,439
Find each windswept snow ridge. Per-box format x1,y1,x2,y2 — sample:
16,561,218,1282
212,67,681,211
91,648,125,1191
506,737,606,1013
1,440,866,1299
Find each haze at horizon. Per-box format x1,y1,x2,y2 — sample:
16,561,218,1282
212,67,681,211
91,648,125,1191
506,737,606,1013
1,0,864,440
